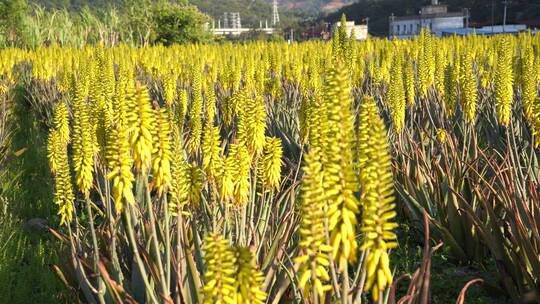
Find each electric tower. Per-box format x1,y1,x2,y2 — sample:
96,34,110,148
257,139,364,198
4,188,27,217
272,0,280,26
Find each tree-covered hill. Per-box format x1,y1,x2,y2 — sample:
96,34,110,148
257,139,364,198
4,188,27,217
31,0,307,28
26,0,540,38
190,0,275,28
190,0,335,28
277,0,355,14
31,0,347,28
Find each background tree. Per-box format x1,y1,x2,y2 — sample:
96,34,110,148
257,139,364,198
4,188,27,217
120,0,154,46
0,0,29,47
152,1,211,45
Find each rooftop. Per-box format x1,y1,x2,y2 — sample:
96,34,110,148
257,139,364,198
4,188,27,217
439,24,528,35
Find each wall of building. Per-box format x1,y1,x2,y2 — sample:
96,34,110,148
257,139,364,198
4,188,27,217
431,16,464,31
390,20,420,37
334,22,369,40
352,25,368,40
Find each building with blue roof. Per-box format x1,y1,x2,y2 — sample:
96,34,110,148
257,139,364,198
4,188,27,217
438,24,528,36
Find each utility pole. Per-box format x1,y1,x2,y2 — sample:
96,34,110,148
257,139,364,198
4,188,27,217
389,13,395,37
364,17,370,37
290,28,294,42
502,0,511,33
491,0,495,31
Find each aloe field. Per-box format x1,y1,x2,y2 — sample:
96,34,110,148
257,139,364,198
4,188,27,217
0,23,539,304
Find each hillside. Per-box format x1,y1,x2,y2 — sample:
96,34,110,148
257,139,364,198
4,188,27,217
190,0,275,28
29,0,306,29
30,0,354,30
276,0,355,14
326,0,540,36
191,0,355,27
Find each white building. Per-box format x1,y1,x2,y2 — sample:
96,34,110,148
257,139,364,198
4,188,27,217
334,21,369,40
389,0,468,38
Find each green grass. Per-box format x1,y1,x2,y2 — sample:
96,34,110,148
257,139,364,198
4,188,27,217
0,220,70,303
0,85,73,304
